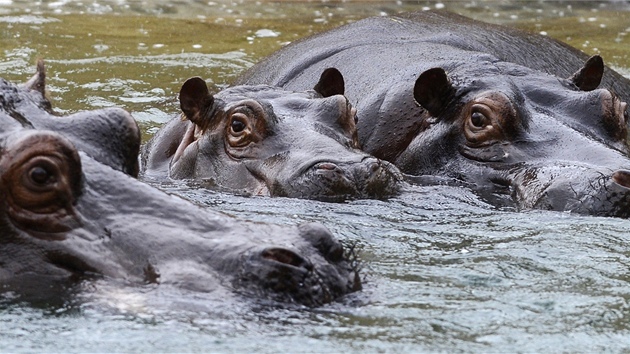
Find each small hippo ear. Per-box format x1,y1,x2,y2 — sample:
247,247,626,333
314,68,345,97
569,55,604,91
179,77,214,124
413,67,454,116
21,59,46,96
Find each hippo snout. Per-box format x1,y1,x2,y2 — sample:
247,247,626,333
521,167,630,218
235,222,360,306
299,222,345,263
603,169,630,217
238,245,335,306
261,247,314,271
355,157,403,197
292,157,402,201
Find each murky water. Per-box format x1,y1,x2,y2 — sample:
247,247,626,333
2,0,630,352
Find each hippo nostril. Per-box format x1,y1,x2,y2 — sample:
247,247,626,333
360,157,386,175
261,247,313,271
315,162,339,171
612,170,630,189
368,160,381,173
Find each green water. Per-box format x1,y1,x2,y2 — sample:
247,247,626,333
2,1,630,352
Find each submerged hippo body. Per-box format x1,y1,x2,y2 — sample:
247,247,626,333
237,11,630,217
0,65,359,306
141,71,401,201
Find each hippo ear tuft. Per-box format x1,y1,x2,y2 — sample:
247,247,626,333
569,55,604,91
314,68,345,97
414,67,454,117
179,77,214,124
21,59,46,96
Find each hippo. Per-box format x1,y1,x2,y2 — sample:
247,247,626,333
236,11,630,217
0,64,360,306
4,60,140,177
140,70,402,202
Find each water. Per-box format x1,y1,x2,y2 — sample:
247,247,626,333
2,0,630,352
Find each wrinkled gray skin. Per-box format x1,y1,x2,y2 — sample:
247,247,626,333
0,64,359,306
237,11,630,217
141,71,401,202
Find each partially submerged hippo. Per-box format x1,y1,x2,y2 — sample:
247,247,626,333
140,71,401,201
4,60,140,177
1,64,360,306
237,11,630,217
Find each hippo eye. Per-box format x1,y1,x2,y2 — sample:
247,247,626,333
471,112,487,127
463,92,517,150
225,101,267,154
229,112,250,136
464,101,505,147
231,119,246,133
1,132,82,234
29,165,55,186
22,157,63,192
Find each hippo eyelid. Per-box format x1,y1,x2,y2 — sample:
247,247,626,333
224,101,271,154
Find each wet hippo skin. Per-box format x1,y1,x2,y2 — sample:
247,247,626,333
141,69,402,202
236,11,630,217
0,63,360,306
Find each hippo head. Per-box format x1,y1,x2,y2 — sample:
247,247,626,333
2,60,140,177
0,67,360,306
142,69,401,201
400,55,630,217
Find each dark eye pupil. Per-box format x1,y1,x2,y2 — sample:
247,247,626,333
30,166,53,185
471,112,486,127
231,120,246,133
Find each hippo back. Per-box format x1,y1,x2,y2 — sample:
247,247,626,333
237,11,629,102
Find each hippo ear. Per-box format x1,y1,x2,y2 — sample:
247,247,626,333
314,68,345,97
21,59,46,96
569,55,604,91
179,77,214,124
413,67,454,116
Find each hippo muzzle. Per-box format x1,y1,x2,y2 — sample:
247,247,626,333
238,223,360,306
272,156,402,201
502,163,630,217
